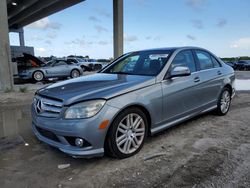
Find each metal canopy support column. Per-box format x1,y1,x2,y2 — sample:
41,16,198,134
113,0,123,59
19,28,25,46
0,0,13,90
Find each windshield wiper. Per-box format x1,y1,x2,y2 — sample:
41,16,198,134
109,71,135,75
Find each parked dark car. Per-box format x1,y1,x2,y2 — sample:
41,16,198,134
235,60,250,70
32,47,235,159
224,61,236,70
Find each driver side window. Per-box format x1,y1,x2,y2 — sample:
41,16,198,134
171,50,196,73
55,61,67,66
112,55,139,73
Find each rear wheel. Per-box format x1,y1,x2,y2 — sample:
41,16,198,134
215,88,231,116
33,71,44,82
105,107,148,158
70,69,80,78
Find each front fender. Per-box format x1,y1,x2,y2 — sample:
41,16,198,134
106,83,162,126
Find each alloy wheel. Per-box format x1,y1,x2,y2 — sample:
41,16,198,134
71,70,80,78
115,113,145,154
220,90,231,113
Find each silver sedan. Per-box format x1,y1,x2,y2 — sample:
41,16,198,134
19,59,83,82
32,47,235,158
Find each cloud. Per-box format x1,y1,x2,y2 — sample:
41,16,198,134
135,0,148,6
124,34,138,42
187,34,196,40
94,8,111,18
145,35,163,40
216,18,227,28
153,35,164,41
98,40,109,45
65,38,85,47
45,40,52,45
30,35,43,41
27,17,62,30
230,37,250,49
94,25,108,33
89,16,101,22
35,47,46,53
186,0,207,10
47,32,57,39
191,19,204,29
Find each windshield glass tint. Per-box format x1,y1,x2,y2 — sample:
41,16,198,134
102,50,172,76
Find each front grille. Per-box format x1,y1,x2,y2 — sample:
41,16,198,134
34,96,63,118
36,126,60,142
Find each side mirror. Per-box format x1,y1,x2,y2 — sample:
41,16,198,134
169,66,191,78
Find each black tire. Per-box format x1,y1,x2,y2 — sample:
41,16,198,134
70,69,80,78
105,107,148,159
215,87,231,116
33,71,44,82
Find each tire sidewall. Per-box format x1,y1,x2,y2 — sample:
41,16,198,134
71,69,80,78
217,88,231,115
33,71,44,82
107,108,148,158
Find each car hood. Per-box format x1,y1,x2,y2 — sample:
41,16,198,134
37,73,156,105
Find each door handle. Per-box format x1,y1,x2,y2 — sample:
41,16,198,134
194,77,200,82
217,70,222,75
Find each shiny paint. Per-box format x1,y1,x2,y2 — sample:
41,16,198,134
32,47,235,157
19,59,83,80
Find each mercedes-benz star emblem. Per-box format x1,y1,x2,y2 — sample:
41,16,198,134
36,99,44,114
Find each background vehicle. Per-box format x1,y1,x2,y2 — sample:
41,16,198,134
67,57,110,71
234,60,250,70
224,61,236,70
19,59,83,82
32,47,235,159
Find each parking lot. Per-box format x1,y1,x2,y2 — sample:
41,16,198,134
0,71,250,188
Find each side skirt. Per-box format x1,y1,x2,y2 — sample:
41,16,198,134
150,105,217,135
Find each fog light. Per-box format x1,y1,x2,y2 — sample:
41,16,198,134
75,138,84,147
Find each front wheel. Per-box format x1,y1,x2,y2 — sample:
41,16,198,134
215,88,231,116
33,71,44,82
105,108,148,159
70,69,80,78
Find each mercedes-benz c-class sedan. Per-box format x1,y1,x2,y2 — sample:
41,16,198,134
32,47,235,158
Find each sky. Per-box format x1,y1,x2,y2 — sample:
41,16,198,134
9,0,250,58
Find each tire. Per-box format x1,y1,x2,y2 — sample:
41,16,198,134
215,88,231,116
105,107,148,159
70,69,80,78
33,71,44,82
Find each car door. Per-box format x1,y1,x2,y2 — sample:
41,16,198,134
161,50,201,123
47,61,68,77
193,50,224,109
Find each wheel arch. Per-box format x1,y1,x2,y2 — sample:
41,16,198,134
105,104,152,143
224,84,233,95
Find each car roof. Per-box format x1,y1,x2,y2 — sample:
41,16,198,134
134,46,208,53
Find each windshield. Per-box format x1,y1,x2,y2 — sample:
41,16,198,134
43,60,54,66
76,58,85,62
102,50,173,76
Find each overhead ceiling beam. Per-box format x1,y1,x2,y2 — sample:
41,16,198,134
8,0,62,27
9,0,84,29
8,0,39,20
16,0,84,29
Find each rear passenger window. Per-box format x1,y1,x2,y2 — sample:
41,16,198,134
171,50,196,72
211,56,221,68
195,51,213,70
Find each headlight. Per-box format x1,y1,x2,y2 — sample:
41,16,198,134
64,99,106,119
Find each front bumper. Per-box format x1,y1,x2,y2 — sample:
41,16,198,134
32,104,120,158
